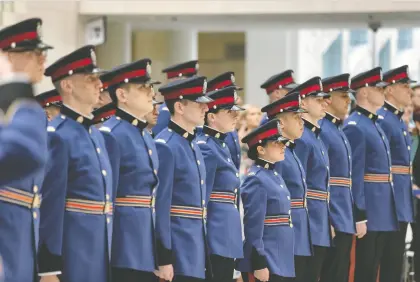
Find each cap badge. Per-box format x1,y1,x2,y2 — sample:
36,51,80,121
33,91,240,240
37,22,43,39
76,116,84,123
203,80,207,93
90,49,97,66
195,63,200,71
146,62,152,75
231,74,236,83
277,121,282,134
319,79,323,91
132,119,139,126
234,90,238,102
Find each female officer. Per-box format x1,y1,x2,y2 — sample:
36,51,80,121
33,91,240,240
196,85,244,282
237,119,295,282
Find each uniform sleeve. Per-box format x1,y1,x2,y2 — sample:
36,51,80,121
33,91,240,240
101,132,121,202
152,106,170,136
294,137,311,173
198,142,218,203
343,124,367,222
0,99,47,184
155,141,175,265
38,132,69,275
241,176,268,270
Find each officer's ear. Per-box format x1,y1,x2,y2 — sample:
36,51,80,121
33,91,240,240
173,100,185,115
115,86,129,103
256,145,265,157
59,78,73,96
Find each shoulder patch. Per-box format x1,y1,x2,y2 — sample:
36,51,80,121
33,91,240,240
156,138,166,144
348,121,357,125
47,126,55,132
161,107,169,111
99,126,111,132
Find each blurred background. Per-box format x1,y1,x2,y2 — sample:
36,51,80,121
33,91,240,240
2,0,420,107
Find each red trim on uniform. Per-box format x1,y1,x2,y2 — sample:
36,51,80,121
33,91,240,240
300,83,321,96
164,86,204,100
0,31,38,49
248,128,279,147
109,69,147,86
207,96,235,108
41,96,62,107
351,74,381,89
51,58,93,80
385,72,407,83
208,80,232,91
266,76,294,94
102,82,109,90
267,100,299,117
166,67,197,79
93,109,116,123
323,81,349,91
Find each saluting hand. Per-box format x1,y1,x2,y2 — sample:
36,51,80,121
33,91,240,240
254,268,269,282
154,264,174,282
356,221,367,239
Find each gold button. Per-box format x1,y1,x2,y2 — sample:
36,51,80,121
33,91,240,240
201,180,204,185
202,200,205,205
404,131,407,136
236,173,239,178
287,196,290,200
197,160,200,165
89,128,92,134
154,169,158,175
290,223,293,228
102,170,107,176
227,158,231,162
223,143,226,147
191,144,194,149
106,194,110,200
274,171,278,175
408,146,411,151
107,218,111,224
149,149,152,156
33,212,37,219
234,188,238,193
97,148,101,154
33,185,39,193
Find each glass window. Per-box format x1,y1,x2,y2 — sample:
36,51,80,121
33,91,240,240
397,28,413,51
350,29,368,47
322,33,342,77
379,40,391,71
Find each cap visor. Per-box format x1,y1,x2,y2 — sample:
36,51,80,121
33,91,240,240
235,86,244,91
153,100,164,105
91,68,106,75
195,96,214,103
277,136,289,143
317,92,331,98
408,78,417,83
37,42,53,50
285,83,299,90
230,104,245,111
149,79,161,85
348,89,356,93
376,81,389,88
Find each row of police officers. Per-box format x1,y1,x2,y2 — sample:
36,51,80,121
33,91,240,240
0,17,415,282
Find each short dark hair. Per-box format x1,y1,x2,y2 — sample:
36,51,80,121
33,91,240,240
166,99,189,115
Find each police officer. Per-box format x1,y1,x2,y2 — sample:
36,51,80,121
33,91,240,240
155,76,213,282
318,74,356,282
207,72,243,170
343,67,398,282
291,77,332,282
98,59,160,282
260,70,299,125
0,18,51,282
260,92,311,282
153,60,199,136
196,86,244,282
35,89,62,121
237,119,294,282
146,100,163,137
377,65,415,282
39,45,113,282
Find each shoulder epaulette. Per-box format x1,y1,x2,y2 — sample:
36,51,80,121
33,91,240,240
99,126,111,132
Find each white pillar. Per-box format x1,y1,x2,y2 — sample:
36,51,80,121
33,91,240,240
96,22,132,70
245,29,298,107
169,30,198,65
